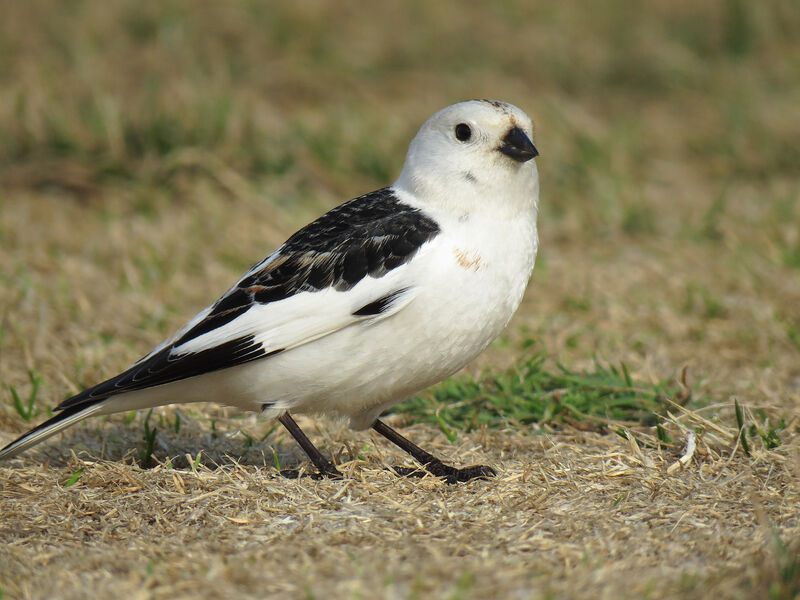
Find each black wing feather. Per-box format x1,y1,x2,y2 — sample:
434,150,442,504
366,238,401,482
56,187,439,412
57,335,278,411
173,187,439,347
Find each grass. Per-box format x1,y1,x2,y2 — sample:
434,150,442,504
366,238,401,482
62,467,83,488
769,533,800,600
394,354,680,433
0,1,799,599
139,408,158,468
7,369,41,422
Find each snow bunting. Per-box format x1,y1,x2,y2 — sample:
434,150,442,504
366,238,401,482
0,100,540,483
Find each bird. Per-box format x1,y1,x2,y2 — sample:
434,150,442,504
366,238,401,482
0,99,540,483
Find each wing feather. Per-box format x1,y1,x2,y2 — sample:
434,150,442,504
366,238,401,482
55,187,436,412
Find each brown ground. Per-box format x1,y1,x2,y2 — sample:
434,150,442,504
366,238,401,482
1,2,799,599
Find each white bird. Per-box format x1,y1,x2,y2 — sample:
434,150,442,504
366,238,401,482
0,100,540,483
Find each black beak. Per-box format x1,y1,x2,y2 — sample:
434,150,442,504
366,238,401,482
498,127,539,162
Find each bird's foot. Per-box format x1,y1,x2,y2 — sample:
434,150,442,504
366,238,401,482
279,463,344,481
392,461,495,484
428,461,496,484
389,466,427,479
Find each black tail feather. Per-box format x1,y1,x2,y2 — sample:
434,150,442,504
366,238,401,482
0,403,99,459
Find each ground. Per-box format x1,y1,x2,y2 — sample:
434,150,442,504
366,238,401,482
0,2,798,599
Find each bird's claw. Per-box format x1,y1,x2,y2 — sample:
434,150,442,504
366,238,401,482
391,462,496,484
279,465,344,481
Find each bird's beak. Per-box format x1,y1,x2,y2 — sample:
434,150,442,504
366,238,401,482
498,127,539,162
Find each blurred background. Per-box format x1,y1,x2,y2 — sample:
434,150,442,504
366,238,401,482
0,0,798,403
1,4,799,598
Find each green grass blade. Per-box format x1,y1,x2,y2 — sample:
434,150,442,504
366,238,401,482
391,353,681,433
271,447,281,471
63,468,84,488
734,399,751,457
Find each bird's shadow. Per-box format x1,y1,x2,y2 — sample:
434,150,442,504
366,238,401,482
16,420,332,473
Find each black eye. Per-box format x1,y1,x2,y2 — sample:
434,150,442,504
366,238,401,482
454,123,472,142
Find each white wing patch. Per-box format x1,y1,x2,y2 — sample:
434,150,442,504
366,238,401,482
172,264,417,358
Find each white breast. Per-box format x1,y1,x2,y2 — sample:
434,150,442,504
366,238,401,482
239,204,539,429
104,191,539,431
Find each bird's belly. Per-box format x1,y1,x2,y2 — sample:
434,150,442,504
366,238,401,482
107,254,531,431
226,246,533,428
138,223,537,430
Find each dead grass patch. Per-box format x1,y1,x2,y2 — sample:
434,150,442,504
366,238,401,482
1,415,798,599
1,1,799,598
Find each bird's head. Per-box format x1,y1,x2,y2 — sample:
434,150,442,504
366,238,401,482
395,100,539,217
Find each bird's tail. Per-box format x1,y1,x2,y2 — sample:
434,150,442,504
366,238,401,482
0,403,104,460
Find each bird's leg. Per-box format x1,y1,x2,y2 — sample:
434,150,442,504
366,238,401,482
371,419,495,484
278,412,343,480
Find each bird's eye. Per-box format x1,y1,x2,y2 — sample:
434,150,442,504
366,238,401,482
454,123,472,142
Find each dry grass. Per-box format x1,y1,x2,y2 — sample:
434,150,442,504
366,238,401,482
2,419,798,600
1,1,799,598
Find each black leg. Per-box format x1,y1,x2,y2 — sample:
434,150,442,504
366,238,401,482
278,412,343,479
372,419,495,484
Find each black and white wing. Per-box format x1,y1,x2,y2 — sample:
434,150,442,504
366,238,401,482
56,187,440,412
